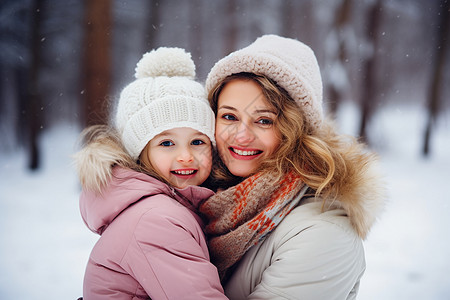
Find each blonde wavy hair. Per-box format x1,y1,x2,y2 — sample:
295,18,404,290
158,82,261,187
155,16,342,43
76,124,217,191
209,72,375,200
77,124,170,188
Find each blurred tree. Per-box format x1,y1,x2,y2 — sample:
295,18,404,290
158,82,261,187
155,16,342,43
328,0,352,114
189,0,203,69
145,0,160,51
225,0,238,55
326,0,353,116
2,0,450,166
26,0,44,170
359,0,383,143
0,0,30,152
423,0,449,156
82,0,111,126
281,0,297,39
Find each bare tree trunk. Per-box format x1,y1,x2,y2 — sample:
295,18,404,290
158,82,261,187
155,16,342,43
83,0,112,127
26,0,44,170
189,0,203,76
328,0,352,116
359,0,382,143
282,0,295,38
423,0,449,156
225,0,237,55
145,0,160,51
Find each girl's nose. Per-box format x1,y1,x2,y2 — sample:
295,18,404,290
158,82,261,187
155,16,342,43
177,147,194,163
234,122,256,145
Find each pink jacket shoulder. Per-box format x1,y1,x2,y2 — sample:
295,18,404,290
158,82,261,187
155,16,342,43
80,168,227,299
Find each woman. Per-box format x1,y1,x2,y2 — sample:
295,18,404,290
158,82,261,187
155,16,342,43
199,34,385,299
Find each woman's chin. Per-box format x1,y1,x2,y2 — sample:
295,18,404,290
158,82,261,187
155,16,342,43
226,164,256,178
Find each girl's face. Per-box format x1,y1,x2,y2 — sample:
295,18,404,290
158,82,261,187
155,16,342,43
215,79,281,178
141,127,212,189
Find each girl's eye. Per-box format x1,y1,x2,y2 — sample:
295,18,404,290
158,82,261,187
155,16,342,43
160,140,174,147
191,139,206,146
221,113,237,121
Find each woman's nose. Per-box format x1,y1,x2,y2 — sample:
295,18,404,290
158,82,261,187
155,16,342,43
234,122,256,145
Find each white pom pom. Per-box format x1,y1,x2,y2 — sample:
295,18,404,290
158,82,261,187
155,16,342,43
135,47,196,79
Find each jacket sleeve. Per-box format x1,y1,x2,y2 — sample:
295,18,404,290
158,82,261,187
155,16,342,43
246,221,365,300
123,208,228,300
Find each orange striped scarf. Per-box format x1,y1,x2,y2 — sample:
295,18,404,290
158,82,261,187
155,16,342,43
199,171,307,281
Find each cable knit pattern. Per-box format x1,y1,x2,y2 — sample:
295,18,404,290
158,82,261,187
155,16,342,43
115,47,215,159
206,34,323,131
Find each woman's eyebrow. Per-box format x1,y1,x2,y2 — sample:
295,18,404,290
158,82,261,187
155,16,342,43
217,105,237,111
218,105,277,115
254,109,277,115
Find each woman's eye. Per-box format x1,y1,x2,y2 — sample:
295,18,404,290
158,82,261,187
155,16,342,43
222,113,237,121
191,139,206,146
160,140,174,147
257,118,273,125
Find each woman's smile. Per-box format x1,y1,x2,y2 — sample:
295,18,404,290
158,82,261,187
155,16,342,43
215,79,281,177
228,146,263,160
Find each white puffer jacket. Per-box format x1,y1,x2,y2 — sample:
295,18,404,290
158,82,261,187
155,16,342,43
224,165,385,299
225,200,364,299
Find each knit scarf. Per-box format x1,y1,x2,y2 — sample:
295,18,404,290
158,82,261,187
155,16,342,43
199,171,308,281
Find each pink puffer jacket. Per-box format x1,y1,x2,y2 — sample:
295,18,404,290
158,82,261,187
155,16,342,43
80,167,227,299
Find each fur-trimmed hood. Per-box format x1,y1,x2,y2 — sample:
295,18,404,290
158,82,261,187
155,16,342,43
78,167,213,235
73,133,214,235
73,125,385,239
324,153,386,239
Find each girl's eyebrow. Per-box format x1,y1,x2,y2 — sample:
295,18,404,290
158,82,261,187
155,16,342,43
153,133,172,140
155,133,170,137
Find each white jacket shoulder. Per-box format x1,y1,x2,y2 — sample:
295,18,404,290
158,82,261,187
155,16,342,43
225,202,365,300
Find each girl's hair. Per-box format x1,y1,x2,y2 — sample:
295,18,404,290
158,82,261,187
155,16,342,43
79,124,171,186
209,72,374,199
138,142,174,186
79,124,216,190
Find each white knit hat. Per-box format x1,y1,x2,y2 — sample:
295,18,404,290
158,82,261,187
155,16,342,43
115,47,215,160
206,34,323,130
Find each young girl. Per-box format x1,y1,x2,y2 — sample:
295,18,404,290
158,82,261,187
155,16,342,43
74,47,227,299
200,35,385,299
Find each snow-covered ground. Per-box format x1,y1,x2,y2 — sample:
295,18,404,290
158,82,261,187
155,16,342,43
0,103,449,300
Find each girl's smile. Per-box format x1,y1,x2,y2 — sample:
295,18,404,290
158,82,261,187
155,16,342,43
171,169,197,175
141,127,212,188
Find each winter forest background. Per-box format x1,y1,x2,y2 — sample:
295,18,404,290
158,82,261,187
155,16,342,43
1,0,449,299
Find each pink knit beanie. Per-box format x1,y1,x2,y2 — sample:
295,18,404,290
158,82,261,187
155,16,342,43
206,34,323,130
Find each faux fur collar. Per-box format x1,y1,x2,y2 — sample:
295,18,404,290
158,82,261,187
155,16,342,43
73,128,385,239
324,156,386,239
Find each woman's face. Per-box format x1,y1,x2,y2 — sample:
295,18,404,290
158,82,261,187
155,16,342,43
215,79,281,177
